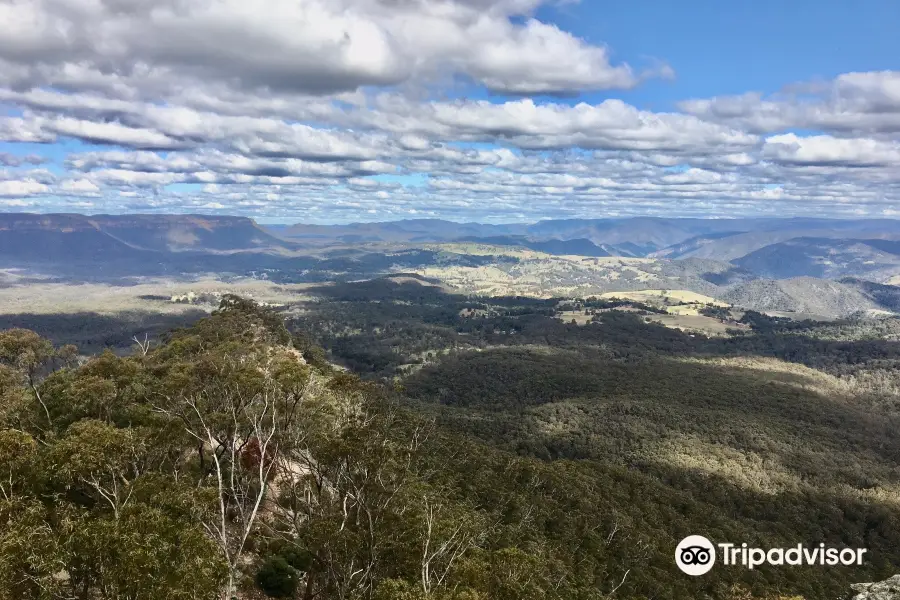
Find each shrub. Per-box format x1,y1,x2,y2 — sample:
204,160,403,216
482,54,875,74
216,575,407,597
255,556,299,598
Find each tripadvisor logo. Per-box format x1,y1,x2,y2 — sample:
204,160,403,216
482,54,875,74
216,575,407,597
676,535,716,576
675,535,868,576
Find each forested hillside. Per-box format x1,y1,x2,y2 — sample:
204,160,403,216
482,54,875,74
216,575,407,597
5,297,564,600
0,296,691,600
2,292,899,599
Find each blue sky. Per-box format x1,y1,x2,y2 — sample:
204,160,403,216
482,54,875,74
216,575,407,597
1,0,899,223
555,0,900,105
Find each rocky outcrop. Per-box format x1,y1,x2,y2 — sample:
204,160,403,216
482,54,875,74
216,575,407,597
0,213,288,255
852,575,900,599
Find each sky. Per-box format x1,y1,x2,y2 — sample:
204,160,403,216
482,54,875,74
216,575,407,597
1,0,900,224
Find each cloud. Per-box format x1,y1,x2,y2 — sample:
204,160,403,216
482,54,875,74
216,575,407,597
762,134,900,167
67,149,395,185
0,179,50,197
0,116,56,143
459,19,637,94
0,0,642,97
417,98,758,153
0,0,897,222
0,152,45,167
59,178,101,195
0,199,36,207
680,71,900,136
36,115,186,149
7,87,756,160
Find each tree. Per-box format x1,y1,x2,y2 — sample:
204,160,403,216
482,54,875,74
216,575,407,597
256,555,300,598
0,497,62,600
417,491,487,597
48,420,148,520
152,335,311,598
60,501,226,600
273,377,432,600
0,328,76,431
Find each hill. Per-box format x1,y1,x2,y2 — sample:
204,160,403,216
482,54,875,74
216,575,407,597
3,214,900,319
720,277,890,318
412,252,742,298
271,217,900,283
456,235,612,256
524,216,749,249
733,238,900,282
4,279,900,598
288,278,900,598
273,218,518,244
0,213,292,259
652,220,900,262
840,277,900,312
274,216,900,259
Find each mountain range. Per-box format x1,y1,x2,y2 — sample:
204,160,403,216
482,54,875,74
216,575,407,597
3,213,900,319
0,213,288,258
270,216,900,281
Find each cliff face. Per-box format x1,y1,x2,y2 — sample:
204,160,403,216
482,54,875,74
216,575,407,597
0,213,287,253
0,213,100,232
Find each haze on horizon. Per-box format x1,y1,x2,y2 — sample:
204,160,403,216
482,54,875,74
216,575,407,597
1,0,899,224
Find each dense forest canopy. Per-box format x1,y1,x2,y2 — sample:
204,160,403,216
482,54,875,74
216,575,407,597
1,287,899,599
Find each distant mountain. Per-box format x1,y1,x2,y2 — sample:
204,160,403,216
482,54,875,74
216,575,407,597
649,231,748,259
0,221,149,263
859,239,900,256
0,214,530,282
839,278,900,312
6,214,900,289
274,217,759,250
524,217,746,249
95,214,290,253
606,241,658,257
0,213,311,280
653,221,900,262
274,216,900,266
721,277,895,318
733,238,900,282
273,219,521,244
456,235,611,257
0,213,290,258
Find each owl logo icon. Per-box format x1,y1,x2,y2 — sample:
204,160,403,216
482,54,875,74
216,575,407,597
676,535,716,575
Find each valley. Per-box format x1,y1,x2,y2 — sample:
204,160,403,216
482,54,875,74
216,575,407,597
3,214,900,599
3,3,898,597
4,214,900,320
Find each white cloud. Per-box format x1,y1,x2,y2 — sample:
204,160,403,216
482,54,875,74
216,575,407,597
0,0,897,221
59,178,101,194
0,179,50,197
762,134,900,167
680,71,900,136
0,0,643,97
0,199,36,207
0,116,55,143
0,152,46,167
459,19,637,94
37,115,185,149
354,96,758,154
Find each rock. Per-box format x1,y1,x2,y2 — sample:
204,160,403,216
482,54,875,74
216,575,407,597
852,575,900,599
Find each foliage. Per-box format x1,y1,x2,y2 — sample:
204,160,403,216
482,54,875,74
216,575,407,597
0,310,206,354
256,555,300,598
6,286,900,599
